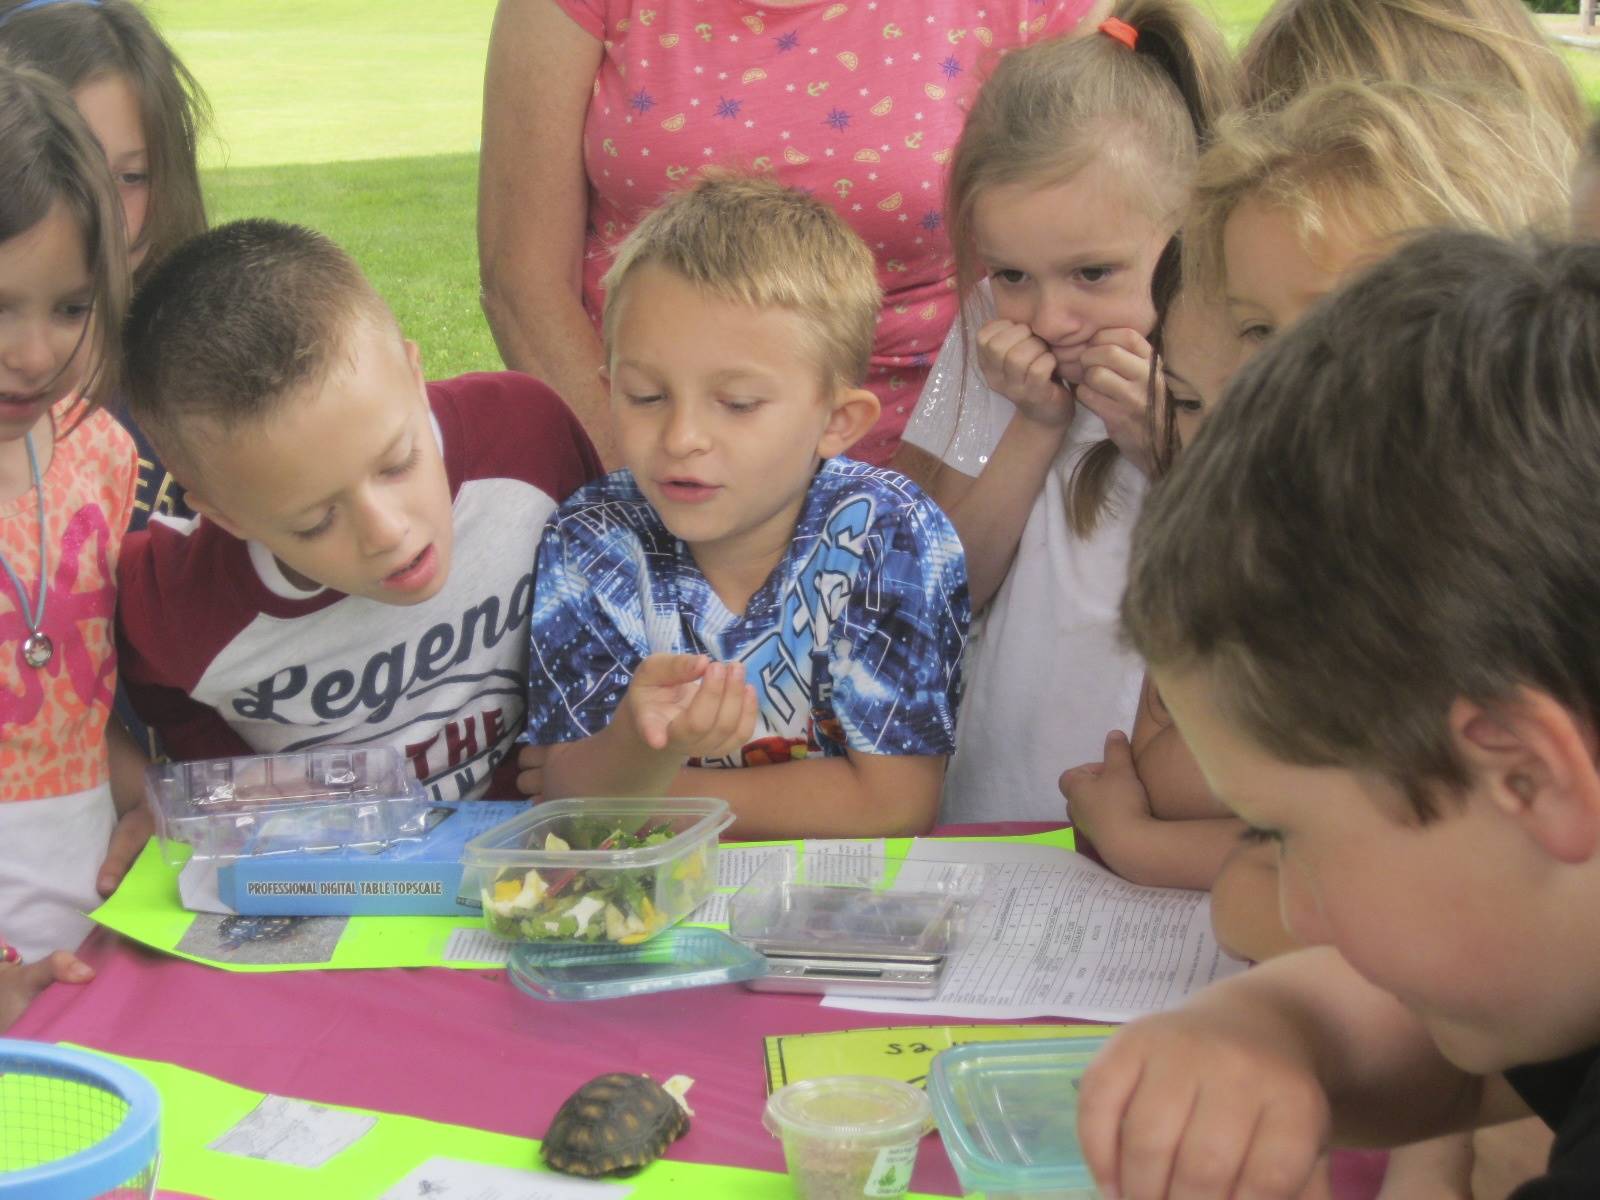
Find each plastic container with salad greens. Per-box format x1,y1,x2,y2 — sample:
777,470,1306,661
460,798,731,945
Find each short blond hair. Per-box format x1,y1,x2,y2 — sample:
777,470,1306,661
601,172,881,389
1186,80,1574,296
1240,0,1587,145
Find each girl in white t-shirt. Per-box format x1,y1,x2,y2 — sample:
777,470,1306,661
893,0,1234,821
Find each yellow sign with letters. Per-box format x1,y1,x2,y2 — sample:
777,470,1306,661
763,1023,1115,1092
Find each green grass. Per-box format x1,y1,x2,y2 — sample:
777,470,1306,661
152,0,496,167
1203,0,1277,45
159,0,1600,381
204,152,499,378
1557,38,1600,102
157,0,498,377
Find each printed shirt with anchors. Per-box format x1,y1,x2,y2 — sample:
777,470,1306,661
526,457,969,767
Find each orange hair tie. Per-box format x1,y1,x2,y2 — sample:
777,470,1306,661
1098,16,1138,50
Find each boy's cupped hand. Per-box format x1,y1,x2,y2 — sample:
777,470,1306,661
1078,1003,1330,1200
624,653,759,761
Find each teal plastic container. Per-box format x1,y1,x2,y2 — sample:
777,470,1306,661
928,1037,1108,1200
508,927,767,1001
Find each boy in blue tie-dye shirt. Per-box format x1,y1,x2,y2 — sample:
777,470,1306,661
524,175,969,838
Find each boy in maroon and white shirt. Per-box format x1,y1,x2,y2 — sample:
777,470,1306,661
116,220,600,800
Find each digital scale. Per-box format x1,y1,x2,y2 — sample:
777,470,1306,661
745,948,947,998
728,852,986,1000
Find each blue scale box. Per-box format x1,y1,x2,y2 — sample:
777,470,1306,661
216,800,517,916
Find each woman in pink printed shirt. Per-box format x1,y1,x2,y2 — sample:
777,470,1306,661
478,0,1105,466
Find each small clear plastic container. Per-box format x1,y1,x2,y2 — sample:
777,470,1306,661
927,1038,1109,1200
508,927,766,1001
461,798,731,945
148,747,431,865
730,850,985,957
764,1076,931,1200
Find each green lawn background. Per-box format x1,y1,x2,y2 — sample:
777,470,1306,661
149,0,1598,379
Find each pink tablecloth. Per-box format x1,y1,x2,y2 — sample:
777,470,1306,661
11,824,1385,1197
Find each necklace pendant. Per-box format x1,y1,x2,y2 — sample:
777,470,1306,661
22,632,52,669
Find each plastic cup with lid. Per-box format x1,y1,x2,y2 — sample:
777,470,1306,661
762,1075,932,1199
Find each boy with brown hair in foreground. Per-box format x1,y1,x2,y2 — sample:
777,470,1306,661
1079,230,1600,1199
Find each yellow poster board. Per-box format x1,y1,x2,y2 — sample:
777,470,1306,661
763,1023,1115,1092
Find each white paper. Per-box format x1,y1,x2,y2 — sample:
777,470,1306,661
800,838,887,883
380,1157,632,1199
910,838,1079,866
822,840,1246,1021
177,859,235,915
443,926,513,965
715,844,794,888
864,1142,918,1197
685,890,731,925
678,844,799,926
208,1094,375,1168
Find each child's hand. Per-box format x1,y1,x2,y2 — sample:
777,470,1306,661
1211,841,1302,963
623,653,759,760
1078,1006,1330,1199
976,318,1076,429
96,802,154,897
1060,730,1153,858
1075,328,1158,477
0,950,93,1034
516,743,549,801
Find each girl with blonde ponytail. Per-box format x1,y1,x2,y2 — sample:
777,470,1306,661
892,0,1236,822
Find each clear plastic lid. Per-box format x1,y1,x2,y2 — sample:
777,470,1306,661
763,1076,932,1149
147,747,431,864
507,928,766,1001
730,850,985,957
460,798,731,870
927,1038,1108,1194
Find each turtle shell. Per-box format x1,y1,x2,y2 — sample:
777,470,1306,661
542,1072,690,1177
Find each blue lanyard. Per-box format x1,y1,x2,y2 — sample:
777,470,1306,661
0,432,49,644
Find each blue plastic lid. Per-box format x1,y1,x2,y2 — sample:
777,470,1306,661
507,926,767,1001
927,1037,1109,1196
